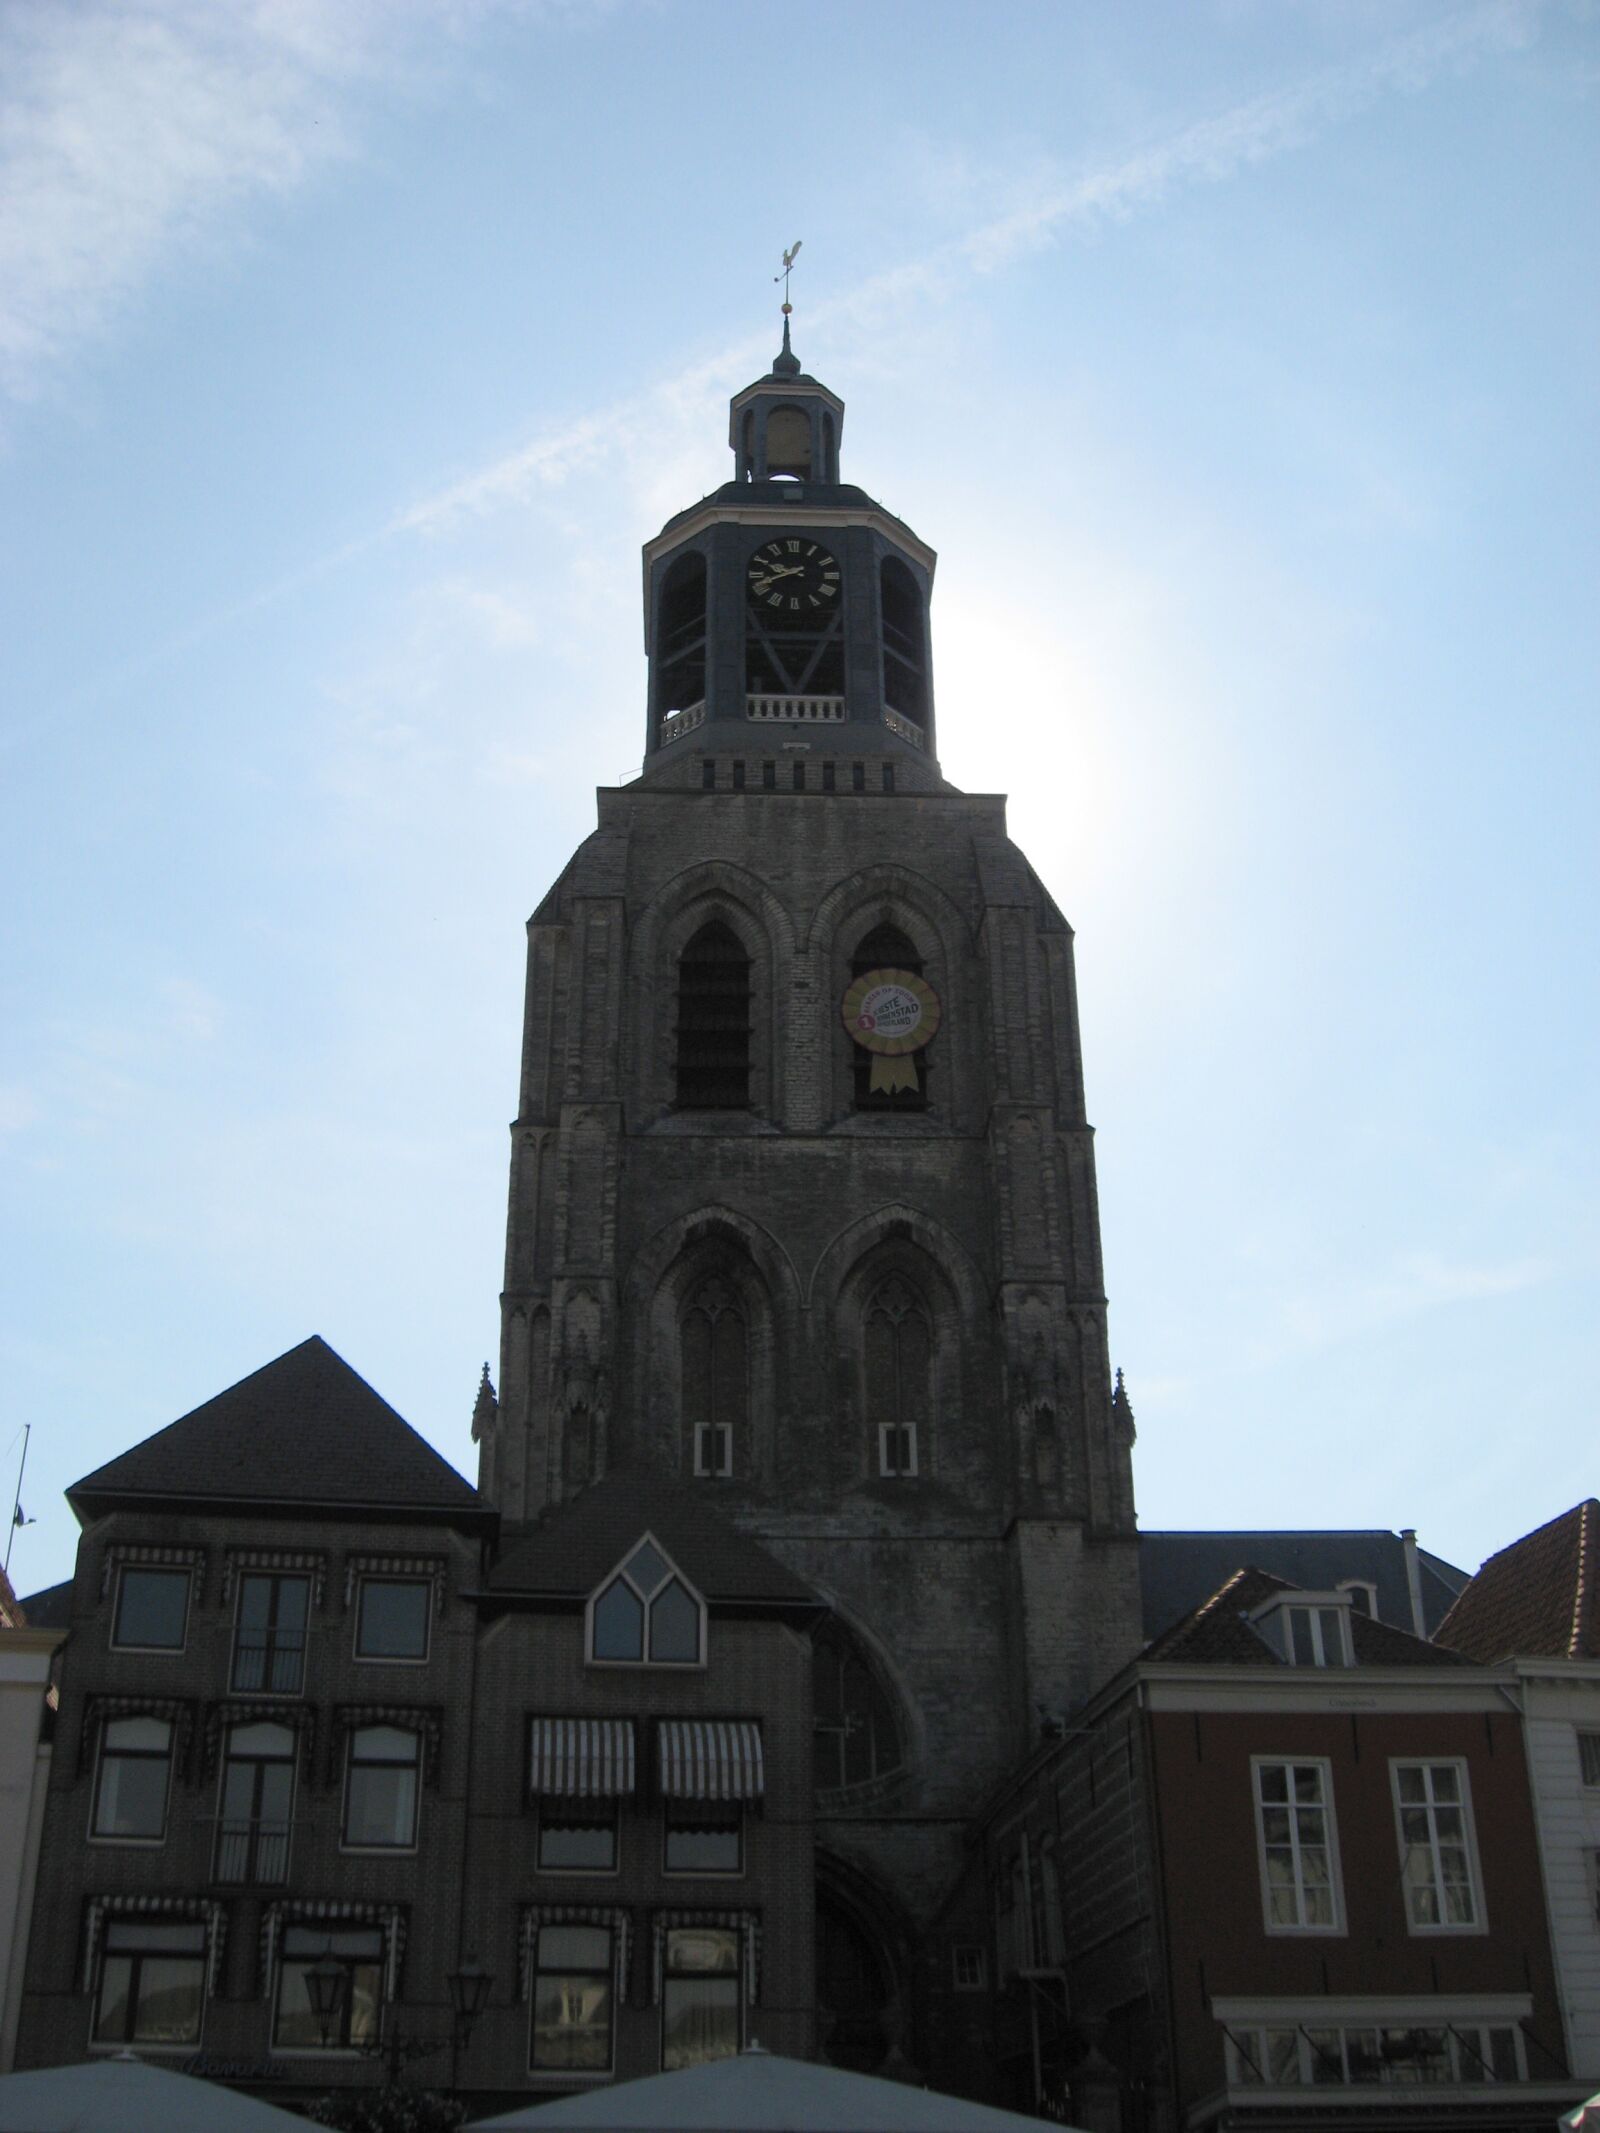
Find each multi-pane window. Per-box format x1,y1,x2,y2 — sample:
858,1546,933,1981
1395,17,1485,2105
215,1721,294,1885
342,1725,421,1850
354,1577,430,1661
664,1800,742,1875
111,1567,190,1651
951,1944,987,1991
1393,1761,1481,1929
1281,1605,1350,1666
92,1716,173,1842
662,1926,741,2070
589,1540,704,1667
274,1925,382,2051
1225,2020,1523,2087
865,1275,930,1480
813,1620,902,1791
1253,1761,1340,1930
675,922,751,1109
530,1924,613,2073
232,1573,309,1693
92,1919,205,2046
538,1801,618,1873
1578,1732,1600,1787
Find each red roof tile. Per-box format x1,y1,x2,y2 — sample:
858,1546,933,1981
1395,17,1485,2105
1435,1501,1600,1661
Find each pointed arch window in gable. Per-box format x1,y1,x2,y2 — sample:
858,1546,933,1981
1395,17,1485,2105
589,1538,705,1669
682,1276,747,1479
813,1621,904,1793
675,922,751,1110
865,1275,930,1478
850,924,928,1112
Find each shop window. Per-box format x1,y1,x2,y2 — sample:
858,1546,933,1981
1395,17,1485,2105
530,1923,613,2073
92,1919,204,2048
662,1926,740,2070
274,1925,382,2051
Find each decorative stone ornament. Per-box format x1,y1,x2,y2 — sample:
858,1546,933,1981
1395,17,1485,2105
840,968,942,1094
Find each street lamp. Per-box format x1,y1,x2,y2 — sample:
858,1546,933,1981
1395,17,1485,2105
306,1950,349,2050
447,1952,493,2096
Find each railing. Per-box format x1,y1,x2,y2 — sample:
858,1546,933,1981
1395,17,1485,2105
658,701,706,746
230,1636,306,1695
746,694,845,723
882,707,925,749
215,1818,291,1886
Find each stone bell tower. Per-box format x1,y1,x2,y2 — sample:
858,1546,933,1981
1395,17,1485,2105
478,317,1142,1992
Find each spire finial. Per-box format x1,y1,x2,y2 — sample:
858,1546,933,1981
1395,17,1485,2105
471,1362,498,1443
773,240,802,374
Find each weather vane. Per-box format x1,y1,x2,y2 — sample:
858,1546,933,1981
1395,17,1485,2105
774,240,802,319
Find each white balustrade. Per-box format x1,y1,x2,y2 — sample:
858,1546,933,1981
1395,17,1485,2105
658,700,706,746
882,707,926,749
745,694,846,723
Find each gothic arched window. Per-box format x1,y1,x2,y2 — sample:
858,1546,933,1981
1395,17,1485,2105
588,1537,704,1667
813,1620,903,1792
864,1275,931,1477
849,923,929,1112
682,1274,748,1479
675,921,750,1110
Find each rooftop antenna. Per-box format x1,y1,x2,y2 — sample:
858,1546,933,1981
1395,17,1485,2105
773,240,802,365
6,1422,34,1577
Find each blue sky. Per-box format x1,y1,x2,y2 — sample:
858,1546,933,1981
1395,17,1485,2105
2,0,1595,1599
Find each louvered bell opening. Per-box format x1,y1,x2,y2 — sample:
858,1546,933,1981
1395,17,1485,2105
676,923,751,1109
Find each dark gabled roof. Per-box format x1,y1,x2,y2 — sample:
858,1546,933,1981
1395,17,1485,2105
13,1578,72,1629
485,1471,817,1608
1140,1528,1468,1642
68,1337,485,1522
1144,1566,1474,1669
1436,1501,1600,1662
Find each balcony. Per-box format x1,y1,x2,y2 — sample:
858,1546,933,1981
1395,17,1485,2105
658,701,706,746
214,1817,291,1886
746,694,845,724
882,707,925,749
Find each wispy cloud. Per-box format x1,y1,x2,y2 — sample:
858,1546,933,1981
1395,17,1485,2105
1260,1249,1552,1359
394,0,1542,536
0,0,609,404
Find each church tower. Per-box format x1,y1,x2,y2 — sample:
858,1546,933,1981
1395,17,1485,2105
480,321,1142,2026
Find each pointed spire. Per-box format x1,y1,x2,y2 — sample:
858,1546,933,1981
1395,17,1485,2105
773,311,800,377
471,1362,498,1443
1111,1367,1136,1444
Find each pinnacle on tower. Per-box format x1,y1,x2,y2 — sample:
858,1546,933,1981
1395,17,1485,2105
471,1361,498,1442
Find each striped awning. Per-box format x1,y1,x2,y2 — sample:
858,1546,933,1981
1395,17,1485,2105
657,1719,764,1801
529,1717,636,1797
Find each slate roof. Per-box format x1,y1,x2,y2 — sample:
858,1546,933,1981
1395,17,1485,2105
12,1578,72,1629
1435,1500,1600,1662
1144,1566,1473,1668
68,1337,487,1522
1140,1528,1468,1642
486,1471,817,1609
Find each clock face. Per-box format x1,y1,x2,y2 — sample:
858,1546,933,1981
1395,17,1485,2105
746,537,841,618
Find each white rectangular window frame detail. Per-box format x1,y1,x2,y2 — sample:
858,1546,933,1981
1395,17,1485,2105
90,1716,175,1848
877,1422,918,1478
110,1566,193,1654
1251,1757,1345,1936
352,1577,432,1666
951,1943,987,1992
1390,1758,1487,1935
693,1424,732,1479
1220,2012,1527,2090
340,1726,422,1854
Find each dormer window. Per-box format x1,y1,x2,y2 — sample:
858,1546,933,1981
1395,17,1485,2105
587,1537,705,1669
1251,1593,1354,1667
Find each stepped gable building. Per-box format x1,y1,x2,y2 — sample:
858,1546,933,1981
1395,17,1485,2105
475,321,1144,2029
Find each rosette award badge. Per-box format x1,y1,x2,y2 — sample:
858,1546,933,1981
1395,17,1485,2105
840,967,943,1096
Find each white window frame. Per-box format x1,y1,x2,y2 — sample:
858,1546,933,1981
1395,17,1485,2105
110,1566,192,1654
1390,1758,1486,1935
529,1920,616,2077
231,1570,310,1695
877,1421,918,1478
352,1576,432,1665
1251,1757,1345,1935
536,1798,621,1877
214,1719,296,1886
340,1724,422,1853
585,1534,707,1671
1250,1593,1353,1666
662,1798,744,1878
693,1422,732,1478
1337,1579,1379,1620
90,1715,174,1847
1220,2008,1527,2089
951,1943,988,1991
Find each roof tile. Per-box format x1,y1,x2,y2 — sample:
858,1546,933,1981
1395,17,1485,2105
1435,1501,1600,1661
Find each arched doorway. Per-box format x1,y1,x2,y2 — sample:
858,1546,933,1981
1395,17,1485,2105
814,1884,897,2074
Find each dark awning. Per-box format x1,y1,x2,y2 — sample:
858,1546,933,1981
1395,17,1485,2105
529,1717,636,1797
656,1719,764,1800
